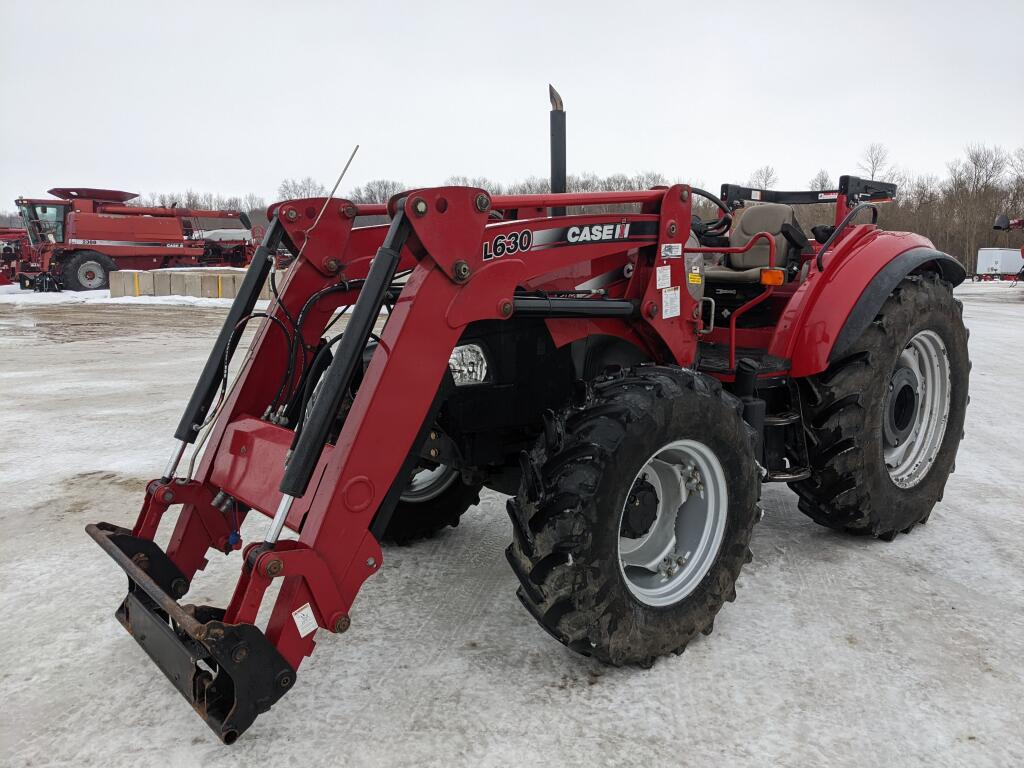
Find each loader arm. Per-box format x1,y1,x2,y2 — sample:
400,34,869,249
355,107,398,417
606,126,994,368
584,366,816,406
87,185,703,742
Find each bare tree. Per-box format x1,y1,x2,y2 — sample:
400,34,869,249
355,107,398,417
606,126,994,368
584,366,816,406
809,169,834,191
241,193,267,215
858,143,890,180
506,176,550,195
348,179,406,205
277,177,328,200
748,165,778,189
93,146,1024,274
444,176,504,193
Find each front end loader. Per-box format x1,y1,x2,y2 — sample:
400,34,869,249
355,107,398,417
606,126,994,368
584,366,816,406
88,96,969,743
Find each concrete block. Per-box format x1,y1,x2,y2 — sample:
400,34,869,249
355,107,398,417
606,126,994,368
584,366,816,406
153,271,172,296
136,271,155,296
200,275,219,298
108,270,129,298
170,272,188,296
183,273,203,297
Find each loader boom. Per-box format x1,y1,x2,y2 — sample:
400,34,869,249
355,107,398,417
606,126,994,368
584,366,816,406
88,184,706,741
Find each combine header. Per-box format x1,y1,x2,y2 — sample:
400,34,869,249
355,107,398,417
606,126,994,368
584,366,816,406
13,188,253,290
87,90,970,742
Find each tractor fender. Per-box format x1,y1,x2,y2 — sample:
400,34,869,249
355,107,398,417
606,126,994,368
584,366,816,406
829,247,965,363
773,231,965,377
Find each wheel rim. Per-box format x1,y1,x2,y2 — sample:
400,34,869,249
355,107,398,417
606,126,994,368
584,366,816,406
883,329,952,488
77,260,105,289
400,464,459,503
617,439,728,607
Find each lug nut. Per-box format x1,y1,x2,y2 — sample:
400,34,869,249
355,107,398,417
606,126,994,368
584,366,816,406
333,615,351,634
325,258,340,273
264,558,284,577
453,261,471,281
285,209,297,221
474,193,491,212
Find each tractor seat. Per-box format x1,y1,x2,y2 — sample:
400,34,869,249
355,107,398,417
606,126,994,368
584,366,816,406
704,203,804,283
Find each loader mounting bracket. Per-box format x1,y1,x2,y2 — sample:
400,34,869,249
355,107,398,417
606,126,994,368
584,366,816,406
87,523,296,743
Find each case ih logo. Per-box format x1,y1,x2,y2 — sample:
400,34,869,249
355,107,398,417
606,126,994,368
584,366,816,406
482,220,651,260
566,223,630,243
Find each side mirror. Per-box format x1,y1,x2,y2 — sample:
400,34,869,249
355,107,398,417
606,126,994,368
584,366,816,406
994,214,1010,230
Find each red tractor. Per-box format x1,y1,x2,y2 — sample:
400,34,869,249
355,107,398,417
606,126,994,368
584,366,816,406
88,96,969,743
13,188,254,291
0,226,29,285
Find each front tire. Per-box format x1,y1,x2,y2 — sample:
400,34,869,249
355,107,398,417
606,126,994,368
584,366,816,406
61,250,116,291
507,366,760,665
381,464,482,544
791,272,970,538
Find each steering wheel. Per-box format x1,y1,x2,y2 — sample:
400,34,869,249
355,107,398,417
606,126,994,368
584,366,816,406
689,187,733,236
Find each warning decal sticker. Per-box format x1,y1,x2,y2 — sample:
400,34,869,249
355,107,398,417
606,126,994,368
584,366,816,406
662,286,680,319
656,264,672,289
292,603,319,637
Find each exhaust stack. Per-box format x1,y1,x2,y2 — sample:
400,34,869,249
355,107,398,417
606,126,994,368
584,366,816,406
549,84,566,216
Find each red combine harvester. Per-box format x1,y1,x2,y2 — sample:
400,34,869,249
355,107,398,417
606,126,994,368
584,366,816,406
993,214,1024,283
994,214,1024,232
13,188,254,291
0,227,29,285
87,91,969,742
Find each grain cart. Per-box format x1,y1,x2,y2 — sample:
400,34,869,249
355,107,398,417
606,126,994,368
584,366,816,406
14,188,254,290
88,113,969,744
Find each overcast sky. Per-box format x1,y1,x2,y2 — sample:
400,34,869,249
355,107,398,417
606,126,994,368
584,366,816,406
2,1,1022,209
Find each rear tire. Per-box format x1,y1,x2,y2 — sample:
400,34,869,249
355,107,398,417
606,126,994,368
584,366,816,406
61,250,116,291
791,272,970,538
382,465,482,544
507,366,760,666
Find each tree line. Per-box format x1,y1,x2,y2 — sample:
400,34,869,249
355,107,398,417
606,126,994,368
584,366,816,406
277,144,1024,272
3,143,1022,272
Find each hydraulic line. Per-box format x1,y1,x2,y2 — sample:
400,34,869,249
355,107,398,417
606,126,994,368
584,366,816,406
265,210,411,544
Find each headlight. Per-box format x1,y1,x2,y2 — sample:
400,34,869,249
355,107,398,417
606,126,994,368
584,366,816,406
448,343,488,386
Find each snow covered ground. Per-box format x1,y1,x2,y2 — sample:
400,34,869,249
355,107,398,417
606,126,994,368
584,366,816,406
0,283,1021,767
0,283,258,310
